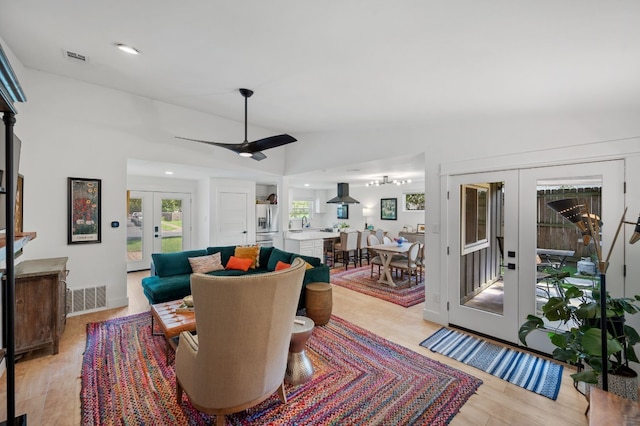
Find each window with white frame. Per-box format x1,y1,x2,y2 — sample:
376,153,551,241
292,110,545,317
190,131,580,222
289,200,312,220
461,184,490,254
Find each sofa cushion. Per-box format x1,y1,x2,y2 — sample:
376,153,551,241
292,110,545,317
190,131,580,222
291,253,322,268
275,261,291,271
234,245,260,268
206,246,237,265
188,253,224,273
152,249,208,277
258,246,274,270
226,256,253,271
267,248,293,271
142,275,192,304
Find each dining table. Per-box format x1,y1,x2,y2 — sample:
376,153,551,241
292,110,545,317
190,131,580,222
368,242,412,287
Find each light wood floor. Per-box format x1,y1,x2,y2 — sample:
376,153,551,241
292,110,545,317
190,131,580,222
0,270,589,425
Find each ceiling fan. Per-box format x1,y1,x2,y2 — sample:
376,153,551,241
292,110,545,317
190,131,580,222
176,88,296,161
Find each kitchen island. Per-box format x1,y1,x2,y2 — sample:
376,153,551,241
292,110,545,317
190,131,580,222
284,230,340,261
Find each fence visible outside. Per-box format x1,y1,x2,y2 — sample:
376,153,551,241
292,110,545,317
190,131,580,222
537,187,601,262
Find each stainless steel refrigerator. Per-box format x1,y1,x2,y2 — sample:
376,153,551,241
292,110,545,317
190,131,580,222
256,204,279,247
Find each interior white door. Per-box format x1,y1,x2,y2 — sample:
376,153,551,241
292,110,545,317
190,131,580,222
448,170,519,343
217,192,248,246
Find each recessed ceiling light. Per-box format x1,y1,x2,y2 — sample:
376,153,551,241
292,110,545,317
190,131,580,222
164,171,174,175
115,43,140,55
304,183,310,187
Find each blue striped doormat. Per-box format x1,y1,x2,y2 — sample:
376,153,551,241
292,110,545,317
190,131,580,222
420,327,563,400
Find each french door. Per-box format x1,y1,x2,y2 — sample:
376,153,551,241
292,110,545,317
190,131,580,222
447,160,624,349
448,170,519,343
127,191,192,272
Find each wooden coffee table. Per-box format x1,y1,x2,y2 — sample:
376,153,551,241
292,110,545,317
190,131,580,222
150,299,196,364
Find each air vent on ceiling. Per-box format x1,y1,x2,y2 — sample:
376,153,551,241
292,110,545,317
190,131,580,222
62,49,89,63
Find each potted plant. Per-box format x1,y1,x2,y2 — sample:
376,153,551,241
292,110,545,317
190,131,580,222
519,283,640,400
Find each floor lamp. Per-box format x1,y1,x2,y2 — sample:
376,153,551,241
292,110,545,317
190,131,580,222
547,199,640,392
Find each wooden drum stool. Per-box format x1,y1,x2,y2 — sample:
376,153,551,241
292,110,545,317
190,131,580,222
305,282,333,326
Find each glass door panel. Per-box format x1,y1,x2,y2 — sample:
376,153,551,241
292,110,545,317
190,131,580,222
127,191,152,272
518,160,624,353
153,193,191,253
448,170,519,343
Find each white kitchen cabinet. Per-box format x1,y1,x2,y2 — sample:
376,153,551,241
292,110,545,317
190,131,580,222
314,190,327,214
284,238,324,260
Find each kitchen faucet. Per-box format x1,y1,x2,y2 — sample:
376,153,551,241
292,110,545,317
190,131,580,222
302,216,308,227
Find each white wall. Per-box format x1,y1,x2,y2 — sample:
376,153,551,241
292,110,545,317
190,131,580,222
3,35,640,331
5,52,286,312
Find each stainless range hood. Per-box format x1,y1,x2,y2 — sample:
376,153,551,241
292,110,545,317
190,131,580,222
326,182,360,204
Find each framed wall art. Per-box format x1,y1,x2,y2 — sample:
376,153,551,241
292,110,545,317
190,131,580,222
417,223,426,233
68,177,101,244
380,198,397,220
403,192,425,211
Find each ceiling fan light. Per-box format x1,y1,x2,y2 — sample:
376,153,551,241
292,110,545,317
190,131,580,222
116,43,140,55
238,152,253,158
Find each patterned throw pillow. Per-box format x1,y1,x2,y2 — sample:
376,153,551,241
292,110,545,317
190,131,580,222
234,245,260,269
188,252,224,273
226,256,253,272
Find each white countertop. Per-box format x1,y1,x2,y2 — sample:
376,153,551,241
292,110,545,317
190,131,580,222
285,231,340,240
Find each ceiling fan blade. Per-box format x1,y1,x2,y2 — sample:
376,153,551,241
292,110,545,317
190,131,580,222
249,134,297,152
176,136,243,151
250,151,267,161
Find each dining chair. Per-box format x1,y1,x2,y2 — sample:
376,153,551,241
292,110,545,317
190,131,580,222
333,231,358,270
367,234,383,278
357,230,370,267
383,235,393,244
390,242,420,285
416,243,426,281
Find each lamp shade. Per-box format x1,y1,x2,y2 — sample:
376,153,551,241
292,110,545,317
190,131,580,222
547,199,592,244
630,214,640,245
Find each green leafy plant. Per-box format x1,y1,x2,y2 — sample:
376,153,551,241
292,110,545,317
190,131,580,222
519,284,640,384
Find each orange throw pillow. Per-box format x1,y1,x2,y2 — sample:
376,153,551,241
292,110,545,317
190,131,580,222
275,261,291,271
226,256,253,272
234,245,260,269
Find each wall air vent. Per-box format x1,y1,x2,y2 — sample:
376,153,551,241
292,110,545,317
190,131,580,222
62,49,89,63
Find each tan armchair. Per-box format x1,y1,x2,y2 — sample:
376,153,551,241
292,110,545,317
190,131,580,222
175,258,307,426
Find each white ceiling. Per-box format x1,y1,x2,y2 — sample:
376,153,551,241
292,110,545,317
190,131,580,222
2,1,639,186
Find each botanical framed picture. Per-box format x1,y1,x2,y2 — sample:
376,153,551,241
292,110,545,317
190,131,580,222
417,223,426,233
337,204,349,219
380,198,397,220
403,192,425,211
68,177,101,244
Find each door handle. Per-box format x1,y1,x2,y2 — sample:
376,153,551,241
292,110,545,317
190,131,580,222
242,230,247,234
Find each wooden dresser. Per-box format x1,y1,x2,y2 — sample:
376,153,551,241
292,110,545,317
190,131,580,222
11,257,68,355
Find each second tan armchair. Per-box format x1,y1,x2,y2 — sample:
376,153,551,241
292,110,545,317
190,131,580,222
175,258,307,426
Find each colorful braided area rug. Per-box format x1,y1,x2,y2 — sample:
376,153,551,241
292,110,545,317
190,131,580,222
330,265,425,307
82,312,481,425
420,327,563,400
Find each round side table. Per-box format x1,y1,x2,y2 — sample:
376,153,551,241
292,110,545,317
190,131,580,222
305,282,333,326
284,316,315,385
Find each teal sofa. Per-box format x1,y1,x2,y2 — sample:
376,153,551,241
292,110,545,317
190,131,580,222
141,246,330,310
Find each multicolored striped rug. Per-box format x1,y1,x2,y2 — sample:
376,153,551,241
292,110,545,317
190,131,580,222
330,265,425,307
82,312,481,425
420,327,563,400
